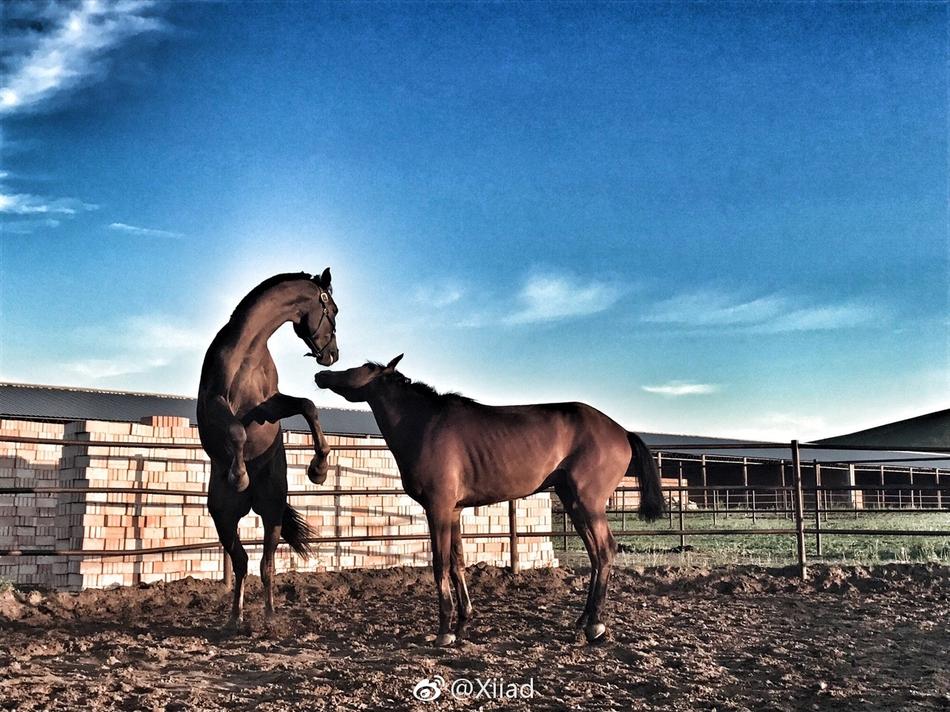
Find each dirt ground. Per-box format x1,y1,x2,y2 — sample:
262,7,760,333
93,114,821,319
1,562,948,711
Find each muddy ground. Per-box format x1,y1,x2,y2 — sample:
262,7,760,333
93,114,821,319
1,562,948,711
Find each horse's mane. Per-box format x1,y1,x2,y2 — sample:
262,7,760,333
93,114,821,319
369,363,479,406
230,272,319,319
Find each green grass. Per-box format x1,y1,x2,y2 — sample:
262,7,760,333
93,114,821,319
552,511,950,567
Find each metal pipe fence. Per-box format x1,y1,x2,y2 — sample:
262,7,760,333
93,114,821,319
1,436,948,580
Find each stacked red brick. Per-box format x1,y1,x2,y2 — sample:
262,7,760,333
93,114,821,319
0,419,66,587
1,416,558,590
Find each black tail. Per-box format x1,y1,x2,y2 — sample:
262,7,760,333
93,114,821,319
627,432,665,522
281,504,316,558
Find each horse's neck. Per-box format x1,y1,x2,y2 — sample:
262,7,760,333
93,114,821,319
368,386,435,446
227,284,307,354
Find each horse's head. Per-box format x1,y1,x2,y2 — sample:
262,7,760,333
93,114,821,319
295,267,339,366
315,354,403,402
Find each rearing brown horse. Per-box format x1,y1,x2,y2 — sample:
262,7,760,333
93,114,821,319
315,355,664,646
198,269,339,627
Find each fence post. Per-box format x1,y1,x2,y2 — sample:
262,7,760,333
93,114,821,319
791,440,807,579
937,470,943,510
909,467,914,509
701,454,708,509
879,465,885,509
222,546,233,588
562,509,568,550
813,460,822,558
508,498,519,574
678,461,685,550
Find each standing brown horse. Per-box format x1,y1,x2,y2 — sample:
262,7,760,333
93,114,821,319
315,355,664,645
198,269,339,628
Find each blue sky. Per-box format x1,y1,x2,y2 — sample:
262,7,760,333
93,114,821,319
0,1,947,441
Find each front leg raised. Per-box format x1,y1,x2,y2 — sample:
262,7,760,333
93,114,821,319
242,393,331,484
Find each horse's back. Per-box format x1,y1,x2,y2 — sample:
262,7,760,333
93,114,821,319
420,399,630,506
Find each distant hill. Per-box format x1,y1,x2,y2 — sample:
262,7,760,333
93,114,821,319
818,409,950,450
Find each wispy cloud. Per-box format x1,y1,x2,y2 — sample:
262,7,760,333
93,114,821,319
65,356,171,380
413,281,465,308
642,381,719,397
726,412,830,443
0,192,98,215
643,289,884,334
108,222,183,239
0,0,166,115
504,274,625,326
0,191,98,234
66,314,206,381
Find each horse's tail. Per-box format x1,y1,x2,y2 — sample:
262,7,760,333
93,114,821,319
281,504,315,558
626,432,665,522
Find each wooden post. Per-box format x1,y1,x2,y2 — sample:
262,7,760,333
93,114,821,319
937,470,943,510
813,460,822,558
333,464,343,567
678,460,685,550
879,465,885,509
621,487,627,534
701,454,708,509
909,467,915,509
743,457,753,522
791,440,807,579
780,460,788,519
508,499,519,574
856,462,864,521
222,546,233,588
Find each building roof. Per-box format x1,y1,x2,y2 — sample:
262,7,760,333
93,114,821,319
0,382,381,437
817,408,950,451
1,382,945,469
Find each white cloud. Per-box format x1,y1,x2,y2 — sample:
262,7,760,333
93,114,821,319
0,192,98,215
65,356,171,380
643,289,884,333
109,222,183,239
504,274,625,325
65,314,207,381
642,381,719,397
0,0,166,115
724,412,830,443
413,282,464,308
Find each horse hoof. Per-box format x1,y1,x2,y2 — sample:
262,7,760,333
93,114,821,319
223,617,243,633
584,623,607,643
435,633,456,647
307,458,328,485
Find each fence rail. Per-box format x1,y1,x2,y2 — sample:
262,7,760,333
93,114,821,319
2,436,949,580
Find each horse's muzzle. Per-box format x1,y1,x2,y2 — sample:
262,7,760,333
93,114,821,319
316,348,339,367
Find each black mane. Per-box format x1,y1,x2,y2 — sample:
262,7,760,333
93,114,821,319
230,272,313,319
370,363,478,405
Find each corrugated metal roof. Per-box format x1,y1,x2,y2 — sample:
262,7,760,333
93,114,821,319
0,382,381,437
638,432,948,469
1,382,945,468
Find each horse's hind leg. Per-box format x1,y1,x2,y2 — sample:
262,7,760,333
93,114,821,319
260,516,282,619
581,509,616,643
450,510,473,638
426,507,456,646
555,484,598,631
209,464,251,628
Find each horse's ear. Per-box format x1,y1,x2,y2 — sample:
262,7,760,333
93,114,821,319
384,354,404,372
315,267,331,289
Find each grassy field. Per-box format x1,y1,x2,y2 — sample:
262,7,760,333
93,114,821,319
553,511,950,567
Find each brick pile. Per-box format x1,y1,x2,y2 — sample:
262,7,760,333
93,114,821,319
0,419,66,588
1,416,558,590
